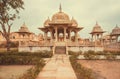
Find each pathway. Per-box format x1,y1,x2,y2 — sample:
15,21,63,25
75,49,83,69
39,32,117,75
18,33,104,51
36,54,77,79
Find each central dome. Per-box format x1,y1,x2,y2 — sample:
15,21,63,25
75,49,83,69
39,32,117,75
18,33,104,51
52,12,70,22
51,4,70,23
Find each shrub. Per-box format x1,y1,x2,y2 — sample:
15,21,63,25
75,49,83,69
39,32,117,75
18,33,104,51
68,51,81,56
105,53,116,60
83,52,100,60
0,51,52,65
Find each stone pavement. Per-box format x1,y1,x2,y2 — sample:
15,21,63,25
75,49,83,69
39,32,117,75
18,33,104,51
36,54,77,79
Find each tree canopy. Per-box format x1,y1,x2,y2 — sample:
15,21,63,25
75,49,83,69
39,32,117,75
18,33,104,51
0,0,24,51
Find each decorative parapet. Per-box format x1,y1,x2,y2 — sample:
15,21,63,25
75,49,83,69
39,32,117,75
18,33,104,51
19,41,54,47
104,42,120,52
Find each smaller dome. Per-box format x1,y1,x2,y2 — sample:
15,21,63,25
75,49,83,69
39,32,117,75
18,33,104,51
111,25,120,35
44,17,50,27
92,22,103,33
71,17,78,27
19,23,30,32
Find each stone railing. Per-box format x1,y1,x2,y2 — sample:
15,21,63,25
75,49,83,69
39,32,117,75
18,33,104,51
19,41,104,47
19,41,54,47
104,42,120,52
67,42,96,47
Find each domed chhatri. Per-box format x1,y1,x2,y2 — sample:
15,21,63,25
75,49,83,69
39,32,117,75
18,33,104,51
43,4,79,26
44,17,50,27
91,22,104,33
39,4,83,42
19,22,30,33
111,25,120,35
71,17,78,27
90,22,105,41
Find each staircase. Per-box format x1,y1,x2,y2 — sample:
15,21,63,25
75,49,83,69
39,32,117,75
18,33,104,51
55,42,66,46
55,46,66,54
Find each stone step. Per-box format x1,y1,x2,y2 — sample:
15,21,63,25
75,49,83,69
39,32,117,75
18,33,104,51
55,46,66,54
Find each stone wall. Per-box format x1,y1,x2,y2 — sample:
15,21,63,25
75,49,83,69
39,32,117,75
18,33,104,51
68,46,103,52
18,46,103,53
18,46,52,52
104,42,120,52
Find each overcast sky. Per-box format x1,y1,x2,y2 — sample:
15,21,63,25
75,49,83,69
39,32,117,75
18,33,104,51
11,0,120,38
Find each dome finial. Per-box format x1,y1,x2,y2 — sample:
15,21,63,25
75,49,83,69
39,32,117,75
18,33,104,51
96,21,98,25
23,22,26,27
48,16,49,19
23,22,25,25
72,16,74,20
116,24,118,27
59,3,62,12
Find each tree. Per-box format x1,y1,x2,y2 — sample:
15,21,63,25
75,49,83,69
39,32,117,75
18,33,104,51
0,0,24,51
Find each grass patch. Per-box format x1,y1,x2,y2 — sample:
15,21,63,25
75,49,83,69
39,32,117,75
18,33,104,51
18,59,45,79
70,55,95,79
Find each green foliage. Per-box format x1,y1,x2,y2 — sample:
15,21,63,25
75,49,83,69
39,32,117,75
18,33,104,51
68,51,82,56
0,51,53,65
70,55,95,79
84,52,100,60
0,48,18,53
0,0,24,51
18,59,45,79
0,41,19,48
105,53,116,60
0,0,24,23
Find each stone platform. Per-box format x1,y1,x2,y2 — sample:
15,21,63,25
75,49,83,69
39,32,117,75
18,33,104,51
36,54,77,79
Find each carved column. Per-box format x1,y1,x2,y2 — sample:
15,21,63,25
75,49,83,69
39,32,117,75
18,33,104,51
92,34,94,42
64,27,66,42
55,27,58,42
69,29,71,42
44,32,47,42
50,30,53,42
75,31,78,42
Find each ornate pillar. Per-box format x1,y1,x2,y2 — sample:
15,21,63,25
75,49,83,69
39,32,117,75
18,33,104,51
55,27,58,42
92,34,93,42
64,27,66,42
69,29,71,42
95,34,97,41
44,32,47,41
75,31,78,42
52,32,54,41
50,30,53,42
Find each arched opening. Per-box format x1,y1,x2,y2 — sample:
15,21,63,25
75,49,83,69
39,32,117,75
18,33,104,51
59,33,64,42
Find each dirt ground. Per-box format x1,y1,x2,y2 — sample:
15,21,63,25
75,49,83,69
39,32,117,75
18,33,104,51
78,60,120,79
0,65,33,79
